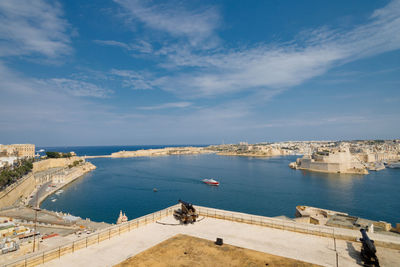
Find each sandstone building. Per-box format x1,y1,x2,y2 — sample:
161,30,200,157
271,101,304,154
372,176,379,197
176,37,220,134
0,144,35,158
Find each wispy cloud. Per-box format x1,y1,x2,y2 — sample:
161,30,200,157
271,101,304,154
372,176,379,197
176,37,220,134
94,39,153,54
113,0,220,47
137,102,191,110
0,63,112,130
45,78,112,98
0,0,72,58
113,0,400,99
94,40,130,50
111,69,155,90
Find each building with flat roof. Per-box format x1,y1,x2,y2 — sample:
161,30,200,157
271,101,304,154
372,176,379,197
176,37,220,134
0,144,35,158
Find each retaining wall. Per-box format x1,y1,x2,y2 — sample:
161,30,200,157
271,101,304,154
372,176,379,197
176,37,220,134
32,157,80,173
0,174,36,208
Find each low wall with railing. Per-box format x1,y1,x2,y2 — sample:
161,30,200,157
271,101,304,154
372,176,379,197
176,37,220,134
195,205,400,250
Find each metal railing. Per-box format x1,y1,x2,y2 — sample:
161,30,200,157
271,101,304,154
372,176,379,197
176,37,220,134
195,205,400,250
196,206,336,237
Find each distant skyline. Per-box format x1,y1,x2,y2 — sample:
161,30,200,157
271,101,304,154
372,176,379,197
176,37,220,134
0,0,399,146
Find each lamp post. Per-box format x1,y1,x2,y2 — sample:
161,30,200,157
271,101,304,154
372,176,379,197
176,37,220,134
32,185,41,252
32,207,41,252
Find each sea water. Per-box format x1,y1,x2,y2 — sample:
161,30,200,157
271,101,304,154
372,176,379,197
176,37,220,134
40,147,400,225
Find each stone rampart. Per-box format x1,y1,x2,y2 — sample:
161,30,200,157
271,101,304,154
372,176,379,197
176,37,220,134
0,173,36,208
33,157,80,173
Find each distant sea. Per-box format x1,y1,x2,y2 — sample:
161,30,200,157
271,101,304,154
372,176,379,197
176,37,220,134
40,146,400,225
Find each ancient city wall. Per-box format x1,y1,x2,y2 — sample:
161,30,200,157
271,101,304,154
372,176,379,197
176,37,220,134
0,173,36,208
0,157,90,208
299,158,342,173
33,157,80,173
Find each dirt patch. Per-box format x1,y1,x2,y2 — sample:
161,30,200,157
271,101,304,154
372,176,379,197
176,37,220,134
115,234,321,267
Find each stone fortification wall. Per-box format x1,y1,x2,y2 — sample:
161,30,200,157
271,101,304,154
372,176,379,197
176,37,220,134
0,173,36,208
299,158,342,173
0,157,92,208
33,157,80,173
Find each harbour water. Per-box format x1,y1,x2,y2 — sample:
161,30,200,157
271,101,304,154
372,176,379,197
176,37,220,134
40,146,400,225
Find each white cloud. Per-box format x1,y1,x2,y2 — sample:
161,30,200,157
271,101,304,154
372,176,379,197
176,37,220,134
46,78,112,98
111,69,155,90
141,0,400,98
94,39,153,54
137,102,192,110
0,0,71,58
114,0,220,46
0,63,112,131
130,40,153,54
94,40,131,50
0,61,112,98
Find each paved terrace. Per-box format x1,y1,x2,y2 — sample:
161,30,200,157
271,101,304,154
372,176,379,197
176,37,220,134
4,205,400,267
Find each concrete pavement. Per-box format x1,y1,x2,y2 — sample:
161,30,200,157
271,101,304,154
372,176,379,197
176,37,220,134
42,216,400,267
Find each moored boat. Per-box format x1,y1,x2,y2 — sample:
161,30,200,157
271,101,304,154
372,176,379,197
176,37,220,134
55,189,64,195
202,178,219,186
388,162,400,169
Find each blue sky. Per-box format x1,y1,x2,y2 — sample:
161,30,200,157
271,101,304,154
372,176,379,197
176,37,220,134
0,0,399,146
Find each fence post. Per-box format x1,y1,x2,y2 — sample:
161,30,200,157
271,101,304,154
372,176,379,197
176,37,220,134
109,229,111,239
59,246,61,258
98,233,99,244
72,241,74,253
86,237,88,248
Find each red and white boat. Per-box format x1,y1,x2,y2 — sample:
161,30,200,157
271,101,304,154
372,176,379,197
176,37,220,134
202,178,219,186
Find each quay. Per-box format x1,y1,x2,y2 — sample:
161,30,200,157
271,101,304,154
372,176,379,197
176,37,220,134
4,204,399,267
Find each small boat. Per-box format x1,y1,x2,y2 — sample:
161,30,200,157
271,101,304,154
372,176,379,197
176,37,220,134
153,188,158,192
388,162,400,169
51,199,57,202
55,190,64,195
202,179,219,186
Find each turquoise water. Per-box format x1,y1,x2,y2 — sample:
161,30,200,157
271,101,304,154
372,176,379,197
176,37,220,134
41,153,400,225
